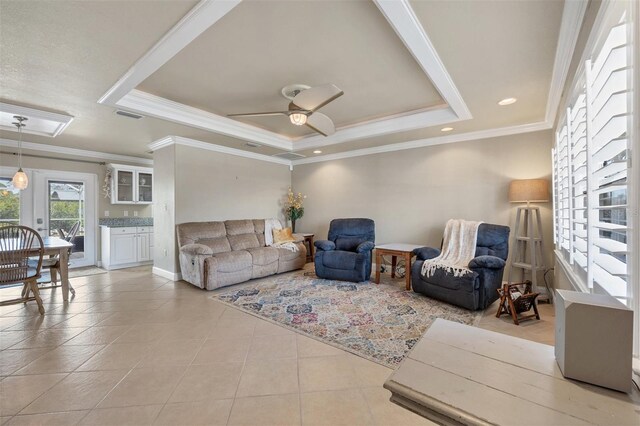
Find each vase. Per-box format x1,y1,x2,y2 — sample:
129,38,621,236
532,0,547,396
291,219,296,233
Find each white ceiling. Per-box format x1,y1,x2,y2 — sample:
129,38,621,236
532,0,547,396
0,0,579,162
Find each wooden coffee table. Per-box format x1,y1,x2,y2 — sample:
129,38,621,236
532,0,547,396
374,243,424,290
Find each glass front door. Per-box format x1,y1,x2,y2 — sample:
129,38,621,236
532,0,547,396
48,180,86,262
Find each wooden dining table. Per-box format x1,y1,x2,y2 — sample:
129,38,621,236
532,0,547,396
40,236,74,301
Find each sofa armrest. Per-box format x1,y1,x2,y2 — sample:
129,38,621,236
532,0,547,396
413,247,440,261
469,255,506,270
292,233,305,243
356,241,375,253
180,243,213,256
314,240,335,251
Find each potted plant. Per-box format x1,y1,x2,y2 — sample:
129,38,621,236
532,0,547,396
285,188,306,233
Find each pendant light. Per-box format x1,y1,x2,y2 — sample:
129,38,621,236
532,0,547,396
12,116,28,190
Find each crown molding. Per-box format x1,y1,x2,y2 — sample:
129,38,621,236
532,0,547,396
0,138,153,165
0,102,74,137
118,90,291,150
373,0,472,120
292,121,551,166
98,0,241,105
148,135,291,166
545,0,589,125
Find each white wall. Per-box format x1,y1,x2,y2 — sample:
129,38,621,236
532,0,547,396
0,149,152,261
151,145,176,273
292,130,554,279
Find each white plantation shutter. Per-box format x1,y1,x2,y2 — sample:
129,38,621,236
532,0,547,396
585,17,631,302
552,2,634,308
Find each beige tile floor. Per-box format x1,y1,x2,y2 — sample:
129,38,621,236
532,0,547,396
0,267,555,425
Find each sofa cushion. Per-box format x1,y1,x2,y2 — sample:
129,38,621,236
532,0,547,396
276,243,305,261
197,237,231,254
211,251,252,273
323,250,358,270
177,221,226,246
335,237,364,251
420,267,478,292
227,234,260,251
225,220,255,236
247,247,279,266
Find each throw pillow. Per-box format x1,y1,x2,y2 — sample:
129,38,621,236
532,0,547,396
273,227,295,244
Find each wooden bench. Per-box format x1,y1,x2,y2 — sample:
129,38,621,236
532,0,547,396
384,319,640,425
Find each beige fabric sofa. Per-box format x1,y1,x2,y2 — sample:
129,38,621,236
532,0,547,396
177,219,306,290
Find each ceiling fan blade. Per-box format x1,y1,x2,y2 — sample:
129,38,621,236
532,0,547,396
227,111,289,118
306,112,335,136
292,84,343,112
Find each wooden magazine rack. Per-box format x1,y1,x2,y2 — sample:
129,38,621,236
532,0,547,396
496,281,540,325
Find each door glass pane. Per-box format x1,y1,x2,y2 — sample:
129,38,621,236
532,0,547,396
138,172,152,202
0,177,20,225
48,180,85,260
117,170,134,202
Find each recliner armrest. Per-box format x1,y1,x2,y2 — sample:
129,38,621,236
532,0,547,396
356,241,375,253
314,240,335,251
413,247,440,261
469,255,505,270
180,243,213,256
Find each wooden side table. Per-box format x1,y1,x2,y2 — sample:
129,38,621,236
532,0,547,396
301,233,314,263
374,243,424,290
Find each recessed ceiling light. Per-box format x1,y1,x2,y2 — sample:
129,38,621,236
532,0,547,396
440,127,454,132
313,150,322,154
498,97,517,106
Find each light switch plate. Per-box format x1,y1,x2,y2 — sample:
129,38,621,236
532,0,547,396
133,211,139,217
104,211,110,217
123,211,129,217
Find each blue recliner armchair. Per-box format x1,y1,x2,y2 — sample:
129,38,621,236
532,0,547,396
314,218,375,282
411,223,510,310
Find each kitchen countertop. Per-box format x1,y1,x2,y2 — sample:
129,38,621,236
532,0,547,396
99,217,153,227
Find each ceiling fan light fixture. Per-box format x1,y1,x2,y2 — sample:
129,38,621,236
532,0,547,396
289,112,307,126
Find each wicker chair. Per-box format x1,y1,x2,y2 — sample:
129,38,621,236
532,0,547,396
0,225,46,315
39,221,79,293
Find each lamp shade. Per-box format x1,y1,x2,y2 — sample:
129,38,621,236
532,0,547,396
508,179,549,203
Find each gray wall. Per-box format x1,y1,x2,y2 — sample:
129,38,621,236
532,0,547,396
152,145,177,273
291,130,554,279
152,144,291,274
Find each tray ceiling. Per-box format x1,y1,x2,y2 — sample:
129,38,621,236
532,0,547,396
1,0,584,162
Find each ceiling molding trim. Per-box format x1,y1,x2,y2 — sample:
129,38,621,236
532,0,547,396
0,102,74,137
292,121,551,166
0,138,153,165
544,0,589,124
118,90,292,150
98,0,242,105
373,0,472,120
148,135,292,166
292,105,458,151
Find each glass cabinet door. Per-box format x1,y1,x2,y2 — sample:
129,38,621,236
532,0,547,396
137,172,152,203
116,170,134,202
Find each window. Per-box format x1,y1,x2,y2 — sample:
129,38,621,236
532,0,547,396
0,177,20,225
48,180,85,238
553,2,636,317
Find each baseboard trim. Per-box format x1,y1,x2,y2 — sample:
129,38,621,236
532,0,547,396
152,266,182,281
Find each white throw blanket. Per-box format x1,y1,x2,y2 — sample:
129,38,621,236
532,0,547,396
264,218,299,252
421,219,482,278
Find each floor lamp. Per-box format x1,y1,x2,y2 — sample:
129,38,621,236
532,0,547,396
507,179,551,301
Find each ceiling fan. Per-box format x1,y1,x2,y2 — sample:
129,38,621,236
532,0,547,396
227,83,343,136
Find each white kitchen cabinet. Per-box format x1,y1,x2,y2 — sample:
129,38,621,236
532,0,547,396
101,226,154,270
109,164,153,205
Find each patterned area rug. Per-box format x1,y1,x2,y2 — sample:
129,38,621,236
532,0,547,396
212,265,483,368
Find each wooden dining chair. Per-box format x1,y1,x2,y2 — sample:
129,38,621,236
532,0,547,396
0,225,46,315
25,221,79,296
